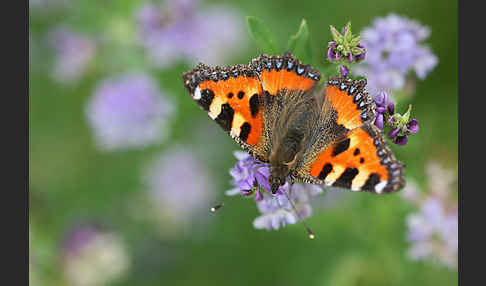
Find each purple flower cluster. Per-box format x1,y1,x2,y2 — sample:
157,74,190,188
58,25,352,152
226,151,289,198
85,72,174,151
401,162,458,269
48,26,96,84
61,222,130,286
253,183,323,231
327,43,365,64
226,151,324,231
355,14,438,97
327,23,366,77
135,0,245,68
374,91,419,146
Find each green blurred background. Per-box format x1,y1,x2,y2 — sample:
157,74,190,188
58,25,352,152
30,0,458,285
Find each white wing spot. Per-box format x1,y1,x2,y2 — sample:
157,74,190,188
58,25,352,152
194,87,201,100
375,181,387,194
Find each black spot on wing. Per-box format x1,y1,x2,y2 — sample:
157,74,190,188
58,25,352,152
354,148,360,156
237,91,245,99
199,89,214,111
332,138,350,157
239,122,251,142
362,173,381,192
318,163,333,180
333,168,359,189
249,94,259,117
215,104,234,132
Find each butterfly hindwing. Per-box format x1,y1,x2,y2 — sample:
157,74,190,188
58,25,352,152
296,123,405,193
182,63,267,161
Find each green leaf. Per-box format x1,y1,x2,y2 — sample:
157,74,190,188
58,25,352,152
350,35,361,46
330,25,343,42
246,16,279,55
287,19,313,64
344,22,352,42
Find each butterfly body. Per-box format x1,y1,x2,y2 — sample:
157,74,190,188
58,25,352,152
183,52,405,194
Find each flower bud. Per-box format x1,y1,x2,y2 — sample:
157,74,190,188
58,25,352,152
407,119,419,134
388,127,400,139
327,48,335,62
375,113,384,129
374,91,388,107
339,65,349,77
348,53,354,63
387,102,395,115
394,135,409,145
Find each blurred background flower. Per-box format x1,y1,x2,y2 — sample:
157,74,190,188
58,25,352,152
132,147,215,236
85,72,174,151
60,222,130,286
402,162,458,269
355,14,438,99
48,26,97,85
135,0,246,67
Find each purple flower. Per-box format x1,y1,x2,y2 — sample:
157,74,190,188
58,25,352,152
373,91,391,129
403,162,458,269
48,26,96,84
347,53,354,63
226,151,325,231
406,198,458,269
373,94,419,146
327,48,335,62
394,135,408,145
355,14,438,97
356,44,366,61
339,65,349,77
374,91,388,107
253,183,323,231
61,222,130,286
135,0,246,68
327,23,366,66
387,102,395,114
375,113,384,129
85,72,174,151
141,147,215,227
388,127,400,139
407,119,419,134
226,151,289,197
335,51,341,61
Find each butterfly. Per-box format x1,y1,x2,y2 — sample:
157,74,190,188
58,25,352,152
182,52,405,194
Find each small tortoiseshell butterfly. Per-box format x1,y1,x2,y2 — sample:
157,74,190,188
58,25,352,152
182,52,405,194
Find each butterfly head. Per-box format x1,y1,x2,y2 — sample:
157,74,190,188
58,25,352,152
269,164,289,194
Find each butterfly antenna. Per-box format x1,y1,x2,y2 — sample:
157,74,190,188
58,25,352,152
210,189,254,213
283,184,316,240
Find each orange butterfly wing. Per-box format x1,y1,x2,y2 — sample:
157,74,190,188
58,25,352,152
307,124,404,193
296,77,405,193
182,63,266,160
182,53,322,162
250,53,321,96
